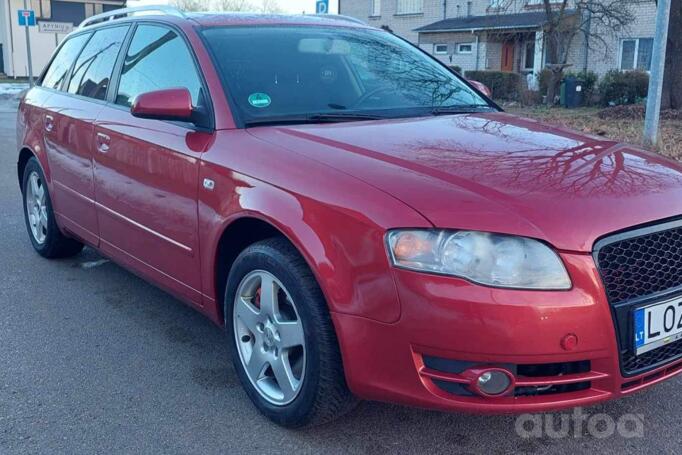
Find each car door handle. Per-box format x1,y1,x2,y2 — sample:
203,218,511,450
44,115,54,132
96,133,110,154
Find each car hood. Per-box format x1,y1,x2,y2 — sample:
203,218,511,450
249,112,682,252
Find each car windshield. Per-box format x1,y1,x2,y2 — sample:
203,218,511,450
201,26,493,126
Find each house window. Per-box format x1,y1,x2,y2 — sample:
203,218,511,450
370,0,381,16
524,41,535,69
620,38,653,71
84,3,104,18
458,43,473,54
396,0,424,15
434,44,448,55
35,0,51,19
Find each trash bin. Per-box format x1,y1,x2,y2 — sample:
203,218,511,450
560,76,584,108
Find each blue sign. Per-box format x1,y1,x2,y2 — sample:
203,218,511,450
634,308,645,350
316,0,329,14
18,9,36,27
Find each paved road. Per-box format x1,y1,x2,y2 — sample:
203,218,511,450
1,96,681,455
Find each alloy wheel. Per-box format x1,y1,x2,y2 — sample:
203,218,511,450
233,270,306,405
25,171,47,245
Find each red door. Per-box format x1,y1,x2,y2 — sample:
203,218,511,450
39,32,100,246
42,93,102,247
502,41,515,72
92,23,211,306
93,109,208,305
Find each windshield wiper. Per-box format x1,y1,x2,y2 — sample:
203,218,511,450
307,113,387,122
245,112,387,127
431,105,494,116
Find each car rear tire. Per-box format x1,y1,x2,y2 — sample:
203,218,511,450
21,157,84,259
225,237,357,428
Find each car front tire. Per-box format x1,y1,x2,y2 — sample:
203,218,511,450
225,237,357,428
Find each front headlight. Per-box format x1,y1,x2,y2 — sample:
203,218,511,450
386,230,571,290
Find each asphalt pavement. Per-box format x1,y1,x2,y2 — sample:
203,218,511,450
1,95,681,454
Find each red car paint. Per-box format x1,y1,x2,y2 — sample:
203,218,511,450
17,13,682,414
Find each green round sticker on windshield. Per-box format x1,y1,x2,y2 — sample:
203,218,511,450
248,92,272,108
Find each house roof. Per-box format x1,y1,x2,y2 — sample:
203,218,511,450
415,11,573,33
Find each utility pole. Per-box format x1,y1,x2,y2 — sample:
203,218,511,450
643,0,672,148
22,0,34,86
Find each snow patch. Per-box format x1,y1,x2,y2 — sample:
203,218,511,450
0,83,29,97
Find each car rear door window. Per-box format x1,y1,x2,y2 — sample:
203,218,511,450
67,26,129,101
41,33,91,90
115,25,202,107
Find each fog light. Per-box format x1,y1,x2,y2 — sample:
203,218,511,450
476,370,512,396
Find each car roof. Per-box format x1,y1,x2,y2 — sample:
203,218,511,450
78,9,374,33
185,12,373,29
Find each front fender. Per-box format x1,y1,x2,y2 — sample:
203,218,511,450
198,130,432,324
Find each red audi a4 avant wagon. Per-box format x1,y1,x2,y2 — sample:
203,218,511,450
17,7,682,427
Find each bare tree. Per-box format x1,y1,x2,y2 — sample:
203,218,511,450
546,0,636,105
260,0,283,13
661,0,681,109
170,0,209,12
215,0,283,12
216,0,255,11
172,0,284,13
495,0,635,105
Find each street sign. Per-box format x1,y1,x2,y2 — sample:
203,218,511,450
17,9,36,27
38,21,74,34
316,0,329,14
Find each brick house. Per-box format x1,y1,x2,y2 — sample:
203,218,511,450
0,0,126,77
338,0,657,77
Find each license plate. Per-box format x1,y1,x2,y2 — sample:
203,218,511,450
634,297,682,355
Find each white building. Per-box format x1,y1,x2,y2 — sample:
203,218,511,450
0,0,126,77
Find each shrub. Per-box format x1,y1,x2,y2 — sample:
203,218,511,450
464,70,523,101
449,65,462,74
599,70,649,106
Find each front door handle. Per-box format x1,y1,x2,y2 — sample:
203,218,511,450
96,133,110,154
44,115,54,132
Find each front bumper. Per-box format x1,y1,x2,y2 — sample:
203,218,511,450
331,253,682,413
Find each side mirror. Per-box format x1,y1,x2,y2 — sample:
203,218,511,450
131,88,193,122
467,79,493,98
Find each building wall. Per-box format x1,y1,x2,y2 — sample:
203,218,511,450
0,0,8,73
341,0,658,78
341,0,445,43
586,0,657,75
2,0,125,77
418,31,480,71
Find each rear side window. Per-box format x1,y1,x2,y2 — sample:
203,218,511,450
67,26,129,101
115,25,202,107
41,33,90,90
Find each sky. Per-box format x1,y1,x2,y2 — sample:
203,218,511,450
130,0,340,14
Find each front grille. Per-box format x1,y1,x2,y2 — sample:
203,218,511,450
594,219,682,376
596,223,682,305
622,339,682,373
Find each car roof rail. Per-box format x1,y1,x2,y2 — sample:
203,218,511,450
79,5,185,29
309,14,366,25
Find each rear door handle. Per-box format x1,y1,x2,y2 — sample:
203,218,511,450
96,133,110,154
44,115,54,132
